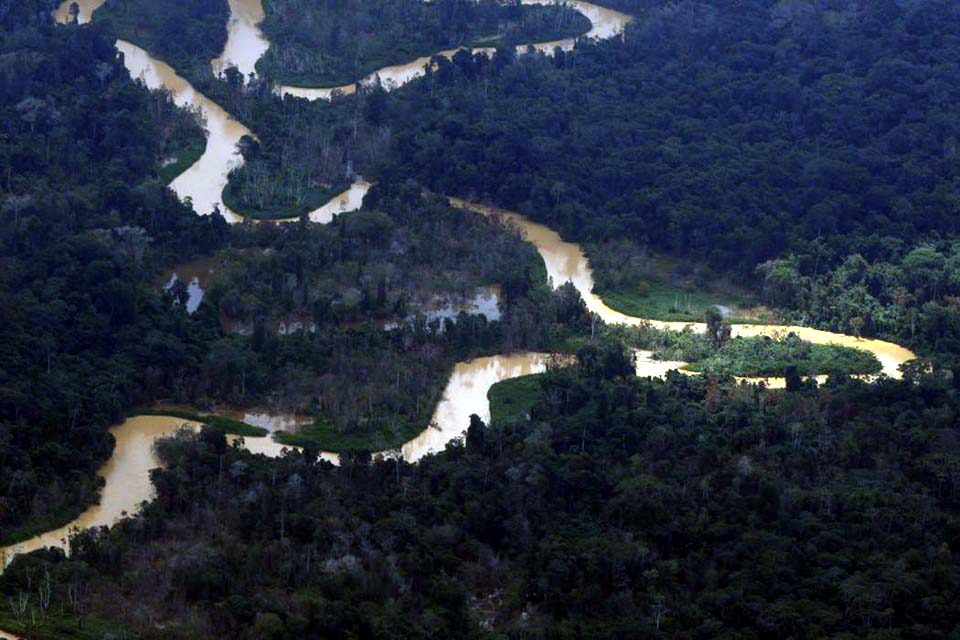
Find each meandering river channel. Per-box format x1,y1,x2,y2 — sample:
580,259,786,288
0,0,918,584
276,0,632,100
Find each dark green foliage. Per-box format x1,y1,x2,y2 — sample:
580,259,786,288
346,0,960,356
187,187,575,451
643,329,883,377
6,2,960,638
688,336,881,377
0,2,228,541
11,356,960,638
488,373,543,425
94,0,228,75
207,191,540,328
760,247,960,359
221,180,350,220
258,0,591,87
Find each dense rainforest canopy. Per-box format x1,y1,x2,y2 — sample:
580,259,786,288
0,0,589,539
6,352,960,638
0,0,229,544
3,0,960,638
342,0,960,356
257,0,591,86
94,0,229,74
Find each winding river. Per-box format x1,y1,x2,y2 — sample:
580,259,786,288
448,199,918,382
0,0,918,585
276,0,632,100
119,40,371,223
69,0,627,224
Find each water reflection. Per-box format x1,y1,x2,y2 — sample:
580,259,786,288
385,285,501,329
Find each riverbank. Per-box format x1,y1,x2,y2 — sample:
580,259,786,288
221,179,351,220
93,0,229,74
258,5,592,88
599,281,766,324
488,373,543,426
0,415,326,569
159,139,206,185
0,404,273,549
133,409,268,436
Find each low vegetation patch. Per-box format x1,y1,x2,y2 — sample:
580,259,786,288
158,139,205,185
274,419,425,453
0,611,132,640
488,374,543,426
221,179,351,221
135,409,268,437
600,280,761,323
649,330,882,378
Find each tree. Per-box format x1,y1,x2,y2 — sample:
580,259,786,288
705,307,731,347
466,414,486,453
785,364,803,392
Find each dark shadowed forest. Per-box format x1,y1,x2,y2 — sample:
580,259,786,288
7,350,960,638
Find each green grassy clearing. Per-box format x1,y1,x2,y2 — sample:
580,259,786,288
158,140,205,185
0,611,134,640
274,419,425,453
599,280,765,323
488,374,544,426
